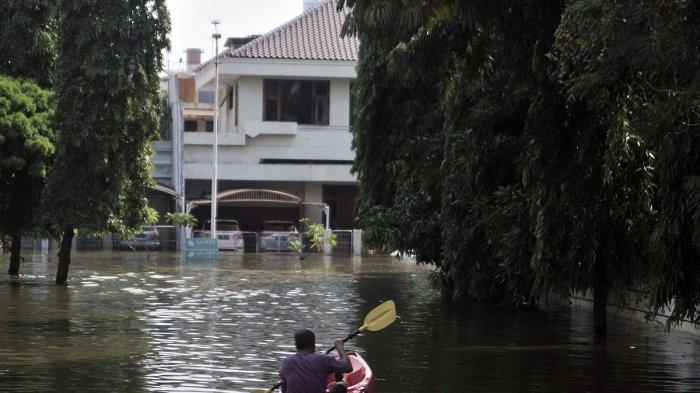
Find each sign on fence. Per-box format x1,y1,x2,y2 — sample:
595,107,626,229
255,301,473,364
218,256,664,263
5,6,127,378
185,238,218,260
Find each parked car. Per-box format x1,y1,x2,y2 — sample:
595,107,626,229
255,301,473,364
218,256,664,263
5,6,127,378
199,219,244,251
259,220,300,251
119,226,160,250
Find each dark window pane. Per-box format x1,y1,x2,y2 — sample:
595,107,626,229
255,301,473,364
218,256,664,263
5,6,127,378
227,86,233,110
184,120,197,132
281,80,313,123
205,120,214,132
264,80,278,96
198,91,214,104
316,98,328,125
264,98,278,120
314,81,329,95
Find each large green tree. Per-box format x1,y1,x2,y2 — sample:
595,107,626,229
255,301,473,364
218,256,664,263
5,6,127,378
42,0,169,284
0,76,55,275
341,0,698,336
552,0,699,325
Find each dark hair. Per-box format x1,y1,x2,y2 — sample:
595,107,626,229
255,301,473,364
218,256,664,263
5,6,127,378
294,329,315,351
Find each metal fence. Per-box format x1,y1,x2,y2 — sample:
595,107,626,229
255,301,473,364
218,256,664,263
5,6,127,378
76,233,105,251
191,230,255,252
114,226,177,252
331,230,353,255
20,237,46,252
242,232,259,253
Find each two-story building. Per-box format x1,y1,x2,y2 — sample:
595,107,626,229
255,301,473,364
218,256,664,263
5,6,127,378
179,0,359,232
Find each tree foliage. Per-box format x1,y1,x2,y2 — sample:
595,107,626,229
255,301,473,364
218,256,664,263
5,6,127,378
341,0,699,328
0,0,56,87
0,76,55,272
0,0,56,274
551,0,699,324
41,0,170,283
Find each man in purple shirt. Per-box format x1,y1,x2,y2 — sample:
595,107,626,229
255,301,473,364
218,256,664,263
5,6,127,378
279,329,353,393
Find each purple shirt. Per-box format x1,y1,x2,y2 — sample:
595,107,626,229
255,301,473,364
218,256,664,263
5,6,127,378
279,352,349,393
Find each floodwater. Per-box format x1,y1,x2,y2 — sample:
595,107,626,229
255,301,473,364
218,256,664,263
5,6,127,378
0,252,698,392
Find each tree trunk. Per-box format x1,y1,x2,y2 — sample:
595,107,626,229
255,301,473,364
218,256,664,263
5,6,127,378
8,234,21,275
55,227,74,285
593,258,608,339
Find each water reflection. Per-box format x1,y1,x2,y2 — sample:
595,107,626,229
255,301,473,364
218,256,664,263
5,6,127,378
0,252,698,392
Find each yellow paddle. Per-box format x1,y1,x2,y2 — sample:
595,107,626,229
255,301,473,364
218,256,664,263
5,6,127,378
251,300,397,393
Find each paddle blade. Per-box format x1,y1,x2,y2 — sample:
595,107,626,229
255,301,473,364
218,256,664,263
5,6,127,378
362,300,396,332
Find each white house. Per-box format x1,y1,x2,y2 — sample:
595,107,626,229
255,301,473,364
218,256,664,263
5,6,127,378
176,0,359,232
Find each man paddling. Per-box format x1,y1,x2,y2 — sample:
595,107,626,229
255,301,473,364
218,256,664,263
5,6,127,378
279,328,353,393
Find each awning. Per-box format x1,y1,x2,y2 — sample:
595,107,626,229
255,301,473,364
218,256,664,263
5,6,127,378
187,188,329,227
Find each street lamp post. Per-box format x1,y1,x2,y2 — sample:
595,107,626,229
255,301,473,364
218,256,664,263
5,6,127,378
210,20,221,239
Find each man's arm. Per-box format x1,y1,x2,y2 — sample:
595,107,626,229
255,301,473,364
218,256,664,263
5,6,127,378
334,338,353,373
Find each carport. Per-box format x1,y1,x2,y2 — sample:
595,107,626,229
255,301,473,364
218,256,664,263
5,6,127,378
186,189,329,232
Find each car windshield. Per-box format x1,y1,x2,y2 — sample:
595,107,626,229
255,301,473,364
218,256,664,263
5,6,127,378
202,221,239,231
218,222,240,231
263,223,295,232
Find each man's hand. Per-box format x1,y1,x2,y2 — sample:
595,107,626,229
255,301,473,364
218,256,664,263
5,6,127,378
334,338,345,352
334,338,352,373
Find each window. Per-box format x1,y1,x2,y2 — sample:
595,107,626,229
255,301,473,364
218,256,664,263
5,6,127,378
263,79,330,125
205,120,214,132
198,90,214,104
184,120,197,132
227,85,233,110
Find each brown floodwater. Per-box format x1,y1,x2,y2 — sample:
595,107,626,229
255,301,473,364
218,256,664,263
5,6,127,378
0,252,698,392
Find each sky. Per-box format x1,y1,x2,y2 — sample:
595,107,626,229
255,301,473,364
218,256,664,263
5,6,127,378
164,0,305,71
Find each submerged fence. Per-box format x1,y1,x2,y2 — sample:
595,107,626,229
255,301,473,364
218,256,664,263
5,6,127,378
20,227,365,255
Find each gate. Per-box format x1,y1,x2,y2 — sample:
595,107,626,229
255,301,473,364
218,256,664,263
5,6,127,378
331,230,353,255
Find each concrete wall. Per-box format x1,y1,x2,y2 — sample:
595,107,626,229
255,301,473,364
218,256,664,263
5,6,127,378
568,291,700,336
304,182,324,224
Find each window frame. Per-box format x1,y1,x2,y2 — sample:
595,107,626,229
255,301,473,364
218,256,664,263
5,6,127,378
262,79,330,125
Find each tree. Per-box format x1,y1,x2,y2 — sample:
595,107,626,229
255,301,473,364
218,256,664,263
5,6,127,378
0,0,56,275
0,76,55,275
341,0,698,336
0,0,56,88
551,0,699,326
340,0,558,305
41,0,170,284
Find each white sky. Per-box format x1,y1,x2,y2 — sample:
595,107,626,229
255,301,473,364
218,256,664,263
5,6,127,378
164,0,304,71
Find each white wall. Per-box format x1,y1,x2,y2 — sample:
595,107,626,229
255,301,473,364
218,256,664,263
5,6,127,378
186,74,356,183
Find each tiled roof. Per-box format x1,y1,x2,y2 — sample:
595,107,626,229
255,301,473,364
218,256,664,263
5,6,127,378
195,0,358,72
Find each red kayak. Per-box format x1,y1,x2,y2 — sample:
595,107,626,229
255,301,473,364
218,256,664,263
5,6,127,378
325,352,374,393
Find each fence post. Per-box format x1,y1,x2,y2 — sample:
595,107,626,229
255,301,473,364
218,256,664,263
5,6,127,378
352,230,362,256
180,227,189,253
41,239,49,252
323,229,332,255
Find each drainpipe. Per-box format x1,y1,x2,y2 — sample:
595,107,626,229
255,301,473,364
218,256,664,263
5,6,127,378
323,204,330,229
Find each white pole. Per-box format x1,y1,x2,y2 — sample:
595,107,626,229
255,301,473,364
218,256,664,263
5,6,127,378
210,21,221,239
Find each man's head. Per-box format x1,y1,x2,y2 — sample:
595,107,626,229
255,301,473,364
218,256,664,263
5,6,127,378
294,328,316,352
